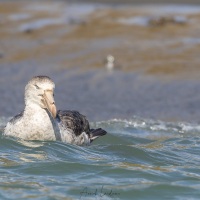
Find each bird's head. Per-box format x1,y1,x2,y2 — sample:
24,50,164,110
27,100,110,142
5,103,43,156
24,76,57,118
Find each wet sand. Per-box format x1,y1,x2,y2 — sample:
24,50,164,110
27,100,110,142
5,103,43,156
1,0,200,122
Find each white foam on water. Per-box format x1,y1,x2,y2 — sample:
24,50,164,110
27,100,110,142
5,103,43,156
95,116,200,138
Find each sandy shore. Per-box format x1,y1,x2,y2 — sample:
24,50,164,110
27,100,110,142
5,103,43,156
1,0,200,122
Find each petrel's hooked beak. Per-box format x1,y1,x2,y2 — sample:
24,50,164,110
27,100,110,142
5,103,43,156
43,90,57,118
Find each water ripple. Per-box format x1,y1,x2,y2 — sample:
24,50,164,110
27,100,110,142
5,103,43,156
1,117,200,199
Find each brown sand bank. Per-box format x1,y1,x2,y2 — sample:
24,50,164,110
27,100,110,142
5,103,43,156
1,1,200,122
0,1,200,79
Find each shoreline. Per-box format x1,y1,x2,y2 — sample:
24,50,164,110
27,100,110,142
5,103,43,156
1,1,200,123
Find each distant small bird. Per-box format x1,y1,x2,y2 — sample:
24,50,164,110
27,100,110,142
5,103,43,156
4,76,107,145
105,55,115,71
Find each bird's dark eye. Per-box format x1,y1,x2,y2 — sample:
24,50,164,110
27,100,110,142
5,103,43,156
34,84,40,89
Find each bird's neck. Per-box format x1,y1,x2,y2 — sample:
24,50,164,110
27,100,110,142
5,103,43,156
24,103,47,118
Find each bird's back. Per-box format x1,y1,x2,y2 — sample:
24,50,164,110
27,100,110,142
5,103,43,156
56,110,107,145
56,110,90,136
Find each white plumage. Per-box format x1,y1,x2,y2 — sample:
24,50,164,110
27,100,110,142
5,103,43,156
4,76,106,145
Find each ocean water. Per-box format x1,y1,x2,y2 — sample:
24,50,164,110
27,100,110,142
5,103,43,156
0,117,200,200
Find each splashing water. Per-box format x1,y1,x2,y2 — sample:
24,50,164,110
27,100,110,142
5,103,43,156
0,116,200,199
